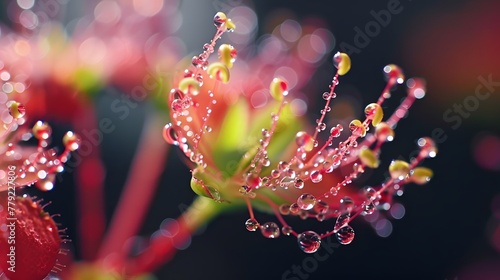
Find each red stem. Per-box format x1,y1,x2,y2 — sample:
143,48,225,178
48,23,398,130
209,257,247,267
73,106,106,260
98,113,169,264
124,197,223,276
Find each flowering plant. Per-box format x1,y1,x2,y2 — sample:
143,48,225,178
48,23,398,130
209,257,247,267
0,3,437,279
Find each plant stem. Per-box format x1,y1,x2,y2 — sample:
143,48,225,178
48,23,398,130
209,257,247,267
98,113,169,263
73,106,106,260
124,196,224,276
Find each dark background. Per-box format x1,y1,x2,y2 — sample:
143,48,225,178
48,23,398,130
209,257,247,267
3,0,500,279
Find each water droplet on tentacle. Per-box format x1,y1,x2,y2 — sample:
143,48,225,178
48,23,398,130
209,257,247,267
310,170,322,183
32,121,52,140
336,225,355,245
261,222,280,238
245,219,259,232
282,226,293,236
297,231,322,253
334,213,350,232
297,193,316,210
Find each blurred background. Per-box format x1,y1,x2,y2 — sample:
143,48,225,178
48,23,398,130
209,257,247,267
2,0,500,279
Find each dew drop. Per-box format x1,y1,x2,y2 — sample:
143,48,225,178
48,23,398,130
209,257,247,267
206,186,221,201
279,204,290,215
383,64,405,84
183,70,194,78
5,143,15,156
310,170,323,183
245,173,261,189
63,131,81,151
171,99,183,112
363,202,376,215
245,218,259,231
297,193,316,210
314,200,329,214
330,124,343,138
278,161,288,172
340,196,354,211
363,187,377,200
294,178,304,189
297,231,322,253
261,222,280,238
289,203,300,214
203,43,214,53
334,213,350,232
295,131,314,152
32,121,52,140
282,226,293,236
418,137,438,158
336,225,355,245
35,173,55,191
163,123,181,145
280,176,294,189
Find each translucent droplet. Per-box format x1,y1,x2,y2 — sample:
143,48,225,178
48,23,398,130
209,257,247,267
383,64,405,84
282,226,293,236
5,143,15,156
297,231,322,253
203,43,214,53
363,187,377,200
294,178,304,189
279,204,290,215
314,200,329,214
171,99,183,112
195,73,204,87
32,121,52,140
246,173,261,188
330,124,343,138
336,225,355,245
63,131,81,151
206,186,221,201
183,70,194,78
310,170,323,183
286,169,296,179
334,213,350,232
289,203,300,214
245,218,259,231
261,222,280,238
407,78,426,99
297,193,316,210
278,161,288,172
280,176,294,189
417,137,438,158
295,131,314,152
35,173,55,191
163,124,181,145
363,202,376,215
375,122,394,142
340,196,354,211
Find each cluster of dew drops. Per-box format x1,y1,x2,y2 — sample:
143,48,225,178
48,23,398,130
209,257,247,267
0,62,82,191
162,12,437,254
